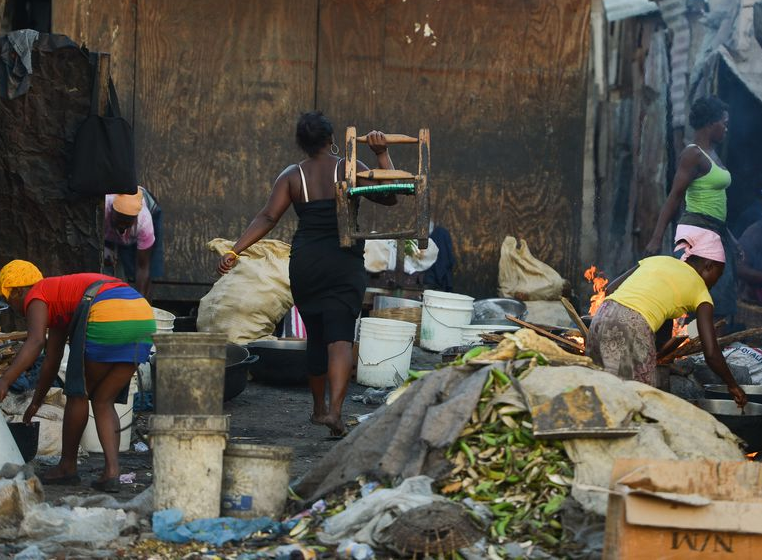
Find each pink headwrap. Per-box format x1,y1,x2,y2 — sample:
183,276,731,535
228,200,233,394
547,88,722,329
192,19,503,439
674,225,725,263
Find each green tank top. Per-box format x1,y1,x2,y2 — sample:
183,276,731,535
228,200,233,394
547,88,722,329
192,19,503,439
684,144,731,222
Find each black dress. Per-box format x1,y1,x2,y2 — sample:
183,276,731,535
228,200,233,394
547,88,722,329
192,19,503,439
289,163,365,374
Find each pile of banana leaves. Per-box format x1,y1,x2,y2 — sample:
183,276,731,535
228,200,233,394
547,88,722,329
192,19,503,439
439,365,574,551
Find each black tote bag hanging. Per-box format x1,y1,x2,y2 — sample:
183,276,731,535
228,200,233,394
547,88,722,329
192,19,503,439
69,54,137,196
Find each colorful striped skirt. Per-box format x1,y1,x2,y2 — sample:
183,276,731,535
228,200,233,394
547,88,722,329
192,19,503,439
85,286,156,364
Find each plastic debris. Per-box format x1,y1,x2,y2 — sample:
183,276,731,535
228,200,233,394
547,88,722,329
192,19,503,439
152,509,297,546
119,472,136,484
310,499,327,515
273,543,317,559
350,387,391,405
133,441,149,453
359,482,380,498
337,539,375,560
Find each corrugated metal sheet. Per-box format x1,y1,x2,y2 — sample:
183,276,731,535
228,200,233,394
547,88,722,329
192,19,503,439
603,0,660,21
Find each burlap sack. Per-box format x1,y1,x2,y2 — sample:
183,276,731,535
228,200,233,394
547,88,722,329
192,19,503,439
197,238,293,343
497,236,565,301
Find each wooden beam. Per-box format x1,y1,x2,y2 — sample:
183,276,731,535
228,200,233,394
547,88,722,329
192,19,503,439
96,52,111,115
356,169,415,180
357,133,417,144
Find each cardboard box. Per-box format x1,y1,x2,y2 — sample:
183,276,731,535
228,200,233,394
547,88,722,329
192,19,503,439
603,458,762,559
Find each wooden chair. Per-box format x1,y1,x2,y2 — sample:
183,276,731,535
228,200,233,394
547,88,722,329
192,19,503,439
336,126,430,249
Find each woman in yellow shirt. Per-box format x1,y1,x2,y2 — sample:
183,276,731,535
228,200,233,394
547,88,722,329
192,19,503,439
587,229,746,406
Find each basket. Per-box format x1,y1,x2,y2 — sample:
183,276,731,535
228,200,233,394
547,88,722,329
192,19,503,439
369,306,422,345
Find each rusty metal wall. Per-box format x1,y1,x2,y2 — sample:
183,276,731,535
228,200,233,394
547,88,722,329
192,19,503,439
0,41,101,278
52,0,591,299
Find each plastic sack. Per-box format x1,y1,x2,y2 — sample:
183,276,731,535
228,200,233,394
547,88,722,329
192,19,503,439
690,342,762,384
364,239,439,274
497,236,565,301
197,238,293,344
19,503,130,544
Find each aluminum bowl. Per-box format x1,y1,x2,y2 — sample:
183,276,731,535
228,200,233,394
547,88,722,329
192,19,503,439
697,398,762,452
472,298,528,326
704,384,762,405
245,339,309,386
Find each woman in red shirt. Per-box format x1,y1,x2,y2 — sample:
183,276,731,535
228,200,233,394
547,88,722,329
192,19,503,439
0,260,156,492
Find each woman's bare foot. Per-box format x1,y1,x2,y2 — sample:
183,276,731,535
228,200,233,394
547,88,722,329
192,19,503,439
321,413,346,437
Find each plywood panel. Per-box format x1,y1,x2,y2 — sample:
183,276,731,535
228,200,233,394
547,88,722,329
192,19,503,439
318,0,590,297
134,0,317,284
51,0,137,123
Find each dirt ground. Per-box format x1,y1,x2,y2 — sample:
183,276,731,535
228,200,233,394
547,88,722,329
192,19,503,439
39,347,443,505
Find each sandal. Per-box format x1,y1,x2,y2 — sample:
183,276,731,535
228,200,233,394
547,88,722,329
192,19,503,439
91,477,120,493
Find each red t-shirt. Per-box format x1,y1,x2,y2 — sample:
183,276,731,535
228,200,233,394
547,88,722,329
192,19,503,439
24,273,127,330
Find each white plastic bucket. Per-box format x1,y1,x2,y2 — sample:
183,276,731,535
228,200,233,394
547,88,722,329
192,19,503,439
460,324,500,345
221,442,293,518
357,317,416,387
80,376,137,453
152,307,176,331
0,419,25,466
149,414,229,521
420,290,475,351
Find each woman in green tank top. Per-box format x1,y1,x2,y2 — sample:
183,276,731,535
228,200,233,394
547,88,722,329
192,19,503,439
645,96,737,317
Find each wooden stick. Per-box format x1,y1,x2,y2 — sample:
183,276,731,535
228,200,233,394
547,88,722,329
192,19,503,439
666,327,762,361
560,297,589,340
505,314,585,352
357,133,418,144
0,331,27,342
356,169,416,180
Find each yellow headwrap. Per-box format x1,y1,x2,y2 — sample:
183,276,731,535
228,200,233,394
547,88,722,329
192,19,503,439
112,188,144,217
0,260,43,300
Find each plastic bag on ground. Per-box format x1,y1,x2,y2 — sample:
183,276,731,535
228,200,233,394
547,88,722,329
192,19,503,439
318,476,444,547
198,238,293,344
19,503,132,544
497,236,565,301
153,508,296,546
0,464,44,540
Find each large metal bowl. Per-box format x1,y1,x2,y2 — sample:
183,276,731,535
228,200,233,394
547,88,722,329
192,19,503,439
472,298,528,326
697,399,762,451
245,339,309,386
704,384,762,405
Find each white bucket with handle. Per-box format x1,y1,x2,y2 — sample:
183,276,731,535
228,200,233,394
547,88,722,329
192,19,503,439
420,290,475,351
81,375,137,453
357,318,416,387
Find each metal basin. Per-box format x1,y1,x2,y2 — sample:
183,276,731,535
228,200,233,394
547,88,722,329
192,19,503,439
224,343,259,402
697,399,762,452
245,339,309,386
704,384,762,405
373,296,422,310
472,298,528,326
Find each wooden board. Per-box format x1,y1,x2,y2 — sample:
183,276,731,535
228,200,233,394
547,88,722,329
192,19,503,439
133,0,317,284
52,0,137,123
317,0,591,297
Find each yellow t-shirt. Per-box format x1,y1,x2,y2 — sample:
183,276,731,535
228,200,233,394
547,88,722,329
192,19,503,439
607,256,713,332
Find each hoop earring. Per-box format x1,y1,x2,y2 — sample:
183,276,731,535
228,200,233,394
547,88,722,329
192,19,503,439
330,142,340,155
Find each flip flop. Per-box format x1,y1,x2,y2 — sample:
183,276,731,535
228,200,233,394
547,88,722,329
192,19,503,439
40,473,81,486
91,477,120,493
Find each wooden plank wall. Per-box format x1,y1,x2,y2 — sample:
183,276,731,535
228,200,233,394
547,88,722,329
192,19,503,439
52,0,591,299
133,0,316,290
318,0,591,297
52,0,137,123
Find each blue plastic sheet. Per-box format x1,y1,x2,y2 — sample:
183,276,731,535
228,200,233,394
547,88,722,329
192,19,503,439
153,509,297,546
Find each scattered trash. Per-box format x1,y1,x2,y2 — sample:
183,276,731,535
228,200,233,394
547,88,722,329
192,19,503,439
336,539,375,560
309,499,327,515
272,543,317,559
133,441,149,453
359,481,380,498
20,503,131,545
319,476,444,547
119,472,136,484
0,463,44,540
152,508,297,546
350,387,391,405
61,486,153,517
